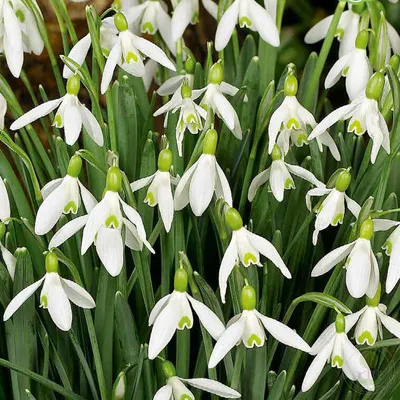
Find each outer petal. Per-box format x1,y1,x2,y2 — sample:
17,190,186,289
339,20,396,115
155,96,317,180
215,0,240,51
63,34,92,78
49,215,88,249
304,14,334,44
153,384,173,400
248,0,279,47
78,182,97,213
213,90,235,130
344,194,361,218
157,174,174,232
201,0,218,19
80,106,104,146
215,163,233,206
219,235,238,303
305,187,330,211
324,53,351,89
248,169,270,202
388,22,400,55
377,309,400,339
149,294,171,326
81,200,108,254
286,163,324,187
157,75,185,96
130,174,156,192
101,42,122,94
0,178,10,221
64,102,83,146
346,51,371,101
181,378,241,398
268,103,289,153
60,278,96,308
0,244,16,280
171,0,195,42
41,178,63,200
95,227,124,277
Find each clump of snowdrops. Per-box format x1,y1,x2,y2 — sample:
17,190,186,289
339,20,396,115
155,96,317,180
0,0,400,399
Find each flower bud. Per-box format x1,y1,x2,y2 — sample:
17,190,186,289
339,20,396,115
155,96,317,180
366,283,381,307
162,360,176,379
112,372,126,400
359,219,374,240
158,149,173,172
181,83,192,99
355,30,369,50
208,61,223,85
389,54,400,72
335,170,351,192
45,252,59,273
0,223,6,240
241,285,256,310
225,207,243,231
203,128,218,155
271,144,282,161
335,313,345,333
66,75,81,96
284,75,298,97
351,2,365,14
174,268,188,292
114,12,129,32
67,155,82,178
106,166,122,192
366,72,385,100
185,56,196,74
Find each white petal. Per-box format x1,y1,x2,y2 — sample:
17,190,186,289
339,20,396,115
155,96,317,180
181,378,241,398
305,187,330,211
269,161,287,202
80,106,104,146
344,194,361,218
201,0,218,19
157,75,185,96
63,34,92,78
215,0,240,51
41,178,64,200
248,0,279,47
325,53,351,89
3,277,45,321
49,215,88,249
157,174,174,232
215,163,233,206
60,278,96,308
219,235,238,303
0,178,10,221
346,51,371,101
366,252,379,299
377,309,400,339
78,182,97,213
268,103,289,153
286,163,324,187
156,5,176,55
169,377,194,399
154,384,173,400
171,0,195,42
248,169,270,202
149,294,171,326
174,161,199,211
63,103,83,146
220,82,239,97
0,244,16,280
130,174,156,192
213,90,235,130
101,42,122,94
95,227,124,277
304,14,334,44
388,22,400,55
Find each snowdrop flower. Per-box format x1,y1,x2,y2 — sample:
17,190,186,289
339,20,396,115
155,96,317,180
101,12,175,94
0,0,44,77
143,59,161,92
325,30,371,101
248,144,324,203
209,284,310,368
219,207,291,303
148,268,225,360
0,93,6,129
306,170,360,245
309,72,389,164
3,252,95,331
311,219,379,299
174,129,232,216
214,0,279,51
302,313,374,392
381,220,400,293
49,166,154,277
305,3,365,57
10,75,104,147
35,155,96,236
155,360,241,399
269,75,340,161
196,62,242,139
131,149,178,232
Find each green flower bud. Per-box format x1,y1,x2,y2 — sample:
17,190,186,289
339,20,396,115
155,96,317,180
366,72,385,100
352,2,366,15
366,283,381,307
112,372,126,400
67,155,82,178
114,12,129,32
45,252,59,273
335,170,351,192
158,149,173,172
208,61,223,85
359,219,374,240
174,268,188,292
241,285,256,310
284,75,298,97
203,128,218,155
0,223,6,240
271,144,282,161
185,56,196,74
335,313,345,333
66,75,81,96
355,30,369,50
181,83,192,99
106,166,122,192
225,208,243,231
162,360,176,379
389,54,400,72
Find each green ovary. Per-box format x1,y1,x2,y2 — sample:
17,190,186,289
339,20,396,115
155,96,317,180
142,22,155,34
286,118,300,130
348,120,363,135
105,215,120,228
335,28,344,40
284,178,294,189
126,51,139,63
331,355,343,368
53,114,62,127
178,316,191,329
239,17,252,28
244,252,257,266
358,331,374,345
332,213,343,225
247,334,262,347
64,201,78,214
145,192,156,206
40,296,48,308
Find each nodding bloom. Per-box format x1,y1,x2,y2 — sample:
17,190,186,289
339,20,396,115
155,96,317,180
248,144,324,203
148,268,225,360
209,284,310,368
49,167,154,277
154,360,241,399
196,62,243,139
306,170,360,245
101,12,175,94
309,72,389,164
219,208,291,303
304,3,365,57
0,0,44,77
302,313,374,392
269,75,340,161
311,219,379,299
3,252,95,331
35,155,96,236
325,30,372,101
10,75,104,147
131,149,178,233
174,129,233,216
214,0,279,51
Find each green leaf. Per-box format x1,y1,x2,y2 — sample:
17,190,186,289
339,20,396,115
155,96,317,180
267,370,286,400
288,292,352,315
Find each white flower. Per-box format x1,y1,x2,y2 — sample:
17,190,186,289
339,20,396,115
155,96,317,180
269,75,340,161
0,93,6,129
325,30,371,101
209,284,310,368
148,268,225,360
35,156,96,235
309,72,389,164
49,167,154,277
381,220,400,293
3,252,95,331
101,12,175,94
131,149,177,232
0,176,10,224
174,129,233,216
305,4,362,57
219,208,291,303
0,0,44,77
214,0,279,51
311,219,379,299
302,313,374,392
143,59,161,92
248,144,324,203
305,170,360,245
10,75,103,147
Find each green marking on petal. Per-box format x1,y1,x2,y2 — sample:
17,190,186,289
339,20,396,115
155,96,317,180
53,114,62,128
185,113,198,124
15,9,25,22
105,215,120,228
358,331,374,345
247,334,262,347
286,118,300,130
141,22,155,34
201,103,208,111
384,240,392,255
181,396,192,400
342,66,349,76
335,28,344,40
64,201,78,214
244,252,257,266
191,12,199,24
126,51,139,63
332,213,344,226
239,16,252,28
348,120,363,135
144,192,156,206
102,47,110,57
332,355,343,368
178,119,185,131
40,295,48,308
284,178,295,189
178,316,191,329
295,133,308,146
